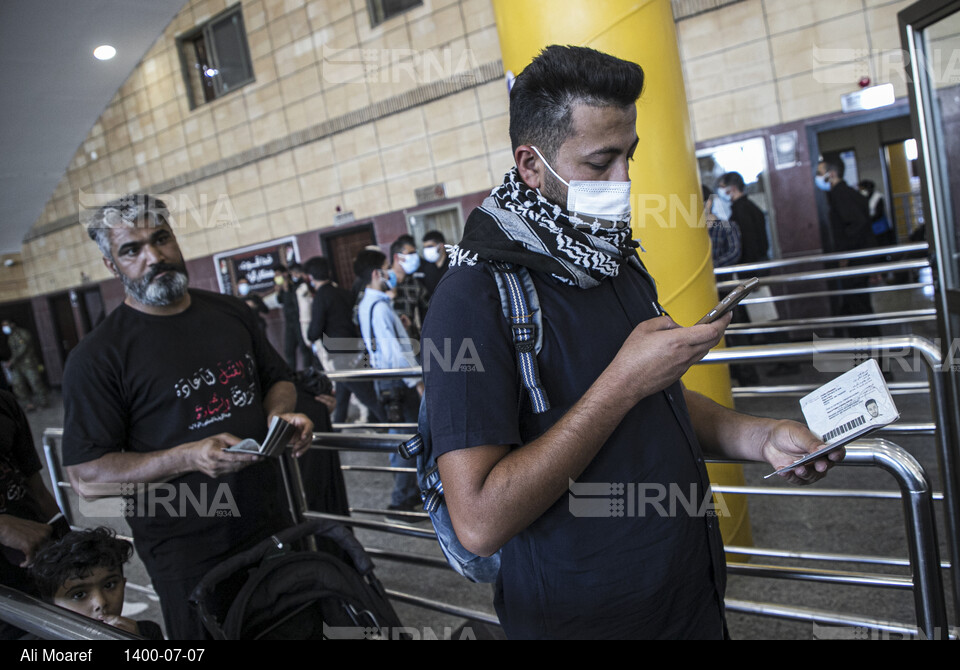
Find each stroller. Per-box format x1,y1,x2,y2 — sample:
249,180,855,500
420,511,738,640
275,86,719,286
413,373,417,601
189,520,404,640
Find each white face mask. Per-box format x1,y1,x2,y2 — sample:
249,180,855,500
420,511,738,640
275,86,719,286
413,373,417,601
423,246,441,264
531,146,632,226
399,252,420,275
1,326,10,335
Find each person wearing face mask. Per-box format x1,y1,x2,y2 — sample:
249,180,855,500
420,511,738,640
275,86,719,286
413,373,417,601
420,230,450,297
816,157,880,338
420,45,840,640
716,172,768,268
0,320,48,412
354,249,423,518
388,235,430,341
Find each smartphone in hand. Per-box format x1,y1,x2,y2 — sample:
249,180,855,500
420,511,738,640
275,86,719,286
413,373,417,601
696,277,760,325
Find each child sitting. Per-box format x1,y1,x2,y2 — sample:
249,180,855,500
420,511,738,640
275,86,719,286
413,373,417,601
29,526,163,639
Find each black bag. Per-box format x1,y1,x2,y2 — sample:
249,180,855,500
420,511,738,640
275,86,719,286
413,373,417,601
189,520,404,640
294,366,334,397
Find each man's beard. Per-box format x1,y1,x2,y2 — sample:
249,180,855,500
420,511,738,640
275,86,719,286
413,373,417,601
120,261,190,306
539,166,568,212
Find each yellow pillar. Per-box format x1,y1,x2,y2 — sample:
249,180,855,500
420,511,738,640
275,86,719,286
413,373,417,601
492,0,752,551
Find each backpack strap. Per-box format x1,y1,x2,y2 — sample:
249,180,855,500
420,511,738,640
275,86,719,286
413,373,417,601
489,261,550,414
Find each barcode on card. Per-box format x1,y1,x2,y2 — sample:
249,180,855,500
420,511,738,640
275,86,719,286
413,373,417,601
821,415,866,443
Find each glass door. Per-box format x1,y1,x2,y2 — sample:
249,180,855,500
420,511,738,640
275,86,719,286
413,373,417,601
900,0,960,631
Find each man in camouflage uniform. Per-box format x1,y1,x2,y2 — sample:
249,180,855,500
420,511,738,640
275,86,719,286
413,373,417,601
1,320,48,411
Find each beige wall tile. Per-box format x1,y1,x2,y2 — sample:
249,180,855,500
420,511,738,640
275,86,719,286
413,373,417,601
235,213,275,247
301,195,344,230
423,89,480,134
777,67,863,122
212,95,249,131
275,34,318,78
258,152,298,186
381,137,433,181
245,80,285,120
269,204,309,236
386,168,435,210
463,25,500,65
337,153,385,191
227,163,264,195
230,189,269,220
262,177,303,213
278,64,322,104
245,0,267,32
763,0,865,35
476,79,509,119
865,0,914,52
343,182,389,219
292,137,335,173
407,4,465,51
428,123,486,167
299,164,342,201
306,0,355,27
770,13,870,79
684,39,775,100
480,115,509,154
677,0,767,61
375,108,426,149
323,81,371,117
332,123,379,160
217,123,255,158
250,108,290,145
691,82,781,140
461,0,496,33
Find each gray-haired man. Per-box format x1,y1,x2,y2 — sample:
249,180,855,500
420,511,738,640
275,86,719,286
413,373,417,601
61,194,313,639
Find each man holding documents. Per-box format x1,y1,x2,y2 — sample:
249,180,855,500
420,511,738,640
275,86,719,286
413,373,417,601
424,46,843,639
61,195,313,639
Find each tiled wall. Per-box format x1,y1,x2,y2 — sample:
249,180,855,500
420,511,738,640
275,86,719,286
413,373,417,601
16,0,926,304
21,0,509,299
679,0,916,141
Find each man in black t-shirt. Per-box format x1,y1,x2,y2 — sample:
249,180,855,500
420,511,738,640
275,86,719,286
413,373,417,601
425,46,841,639
62,194,314,640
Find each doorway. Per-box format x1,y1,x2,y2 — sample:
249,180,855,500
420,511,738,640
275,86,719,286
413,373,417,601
320,223,377,292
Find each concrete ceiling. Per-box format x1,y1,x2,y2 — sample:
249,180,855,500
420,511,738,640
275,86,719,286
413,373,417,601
0,0,188,255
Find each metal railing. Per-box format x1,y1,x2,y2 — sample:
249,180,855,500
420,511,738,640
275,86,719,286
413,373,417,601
0,585,143,640
713,243,934,337
701,336,960,620
282,423,950,638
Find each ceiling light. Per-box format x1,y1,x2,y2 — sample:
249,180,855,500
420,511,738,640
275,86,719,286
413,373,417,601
93,45,116,61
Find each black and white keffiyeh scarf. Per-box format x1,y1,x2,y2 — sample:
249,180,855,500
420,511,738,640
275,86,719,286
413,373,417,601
449,168,643,289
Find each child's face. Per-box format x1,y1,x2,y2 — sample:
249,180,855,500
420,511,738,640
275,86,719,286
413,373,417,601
53,566,127,622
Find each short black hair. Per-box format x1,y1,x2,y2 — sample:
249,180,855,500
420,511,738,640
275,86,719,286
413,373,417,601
718,172,745,192
303,256,331,282
30,527,133,601
353,249,387,287
820,153,845,179
389,234,416,260
422,230,446,245
509,45,645,160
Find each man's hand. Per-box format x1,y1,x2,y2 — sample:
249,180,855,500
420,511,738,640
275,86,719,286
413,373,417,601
612,314,730,404
0,515,53,566
759,419,843,485
186,433,261,478
273,412,314,457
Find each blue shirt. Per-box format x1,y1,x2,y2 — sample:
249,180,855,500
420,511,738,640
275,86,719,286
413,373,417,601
422,256,727,639
357,288,419,387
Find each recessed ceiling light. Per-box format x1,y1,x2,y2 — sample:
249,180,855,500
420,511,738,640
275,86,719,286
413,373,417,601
93,45,116,61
